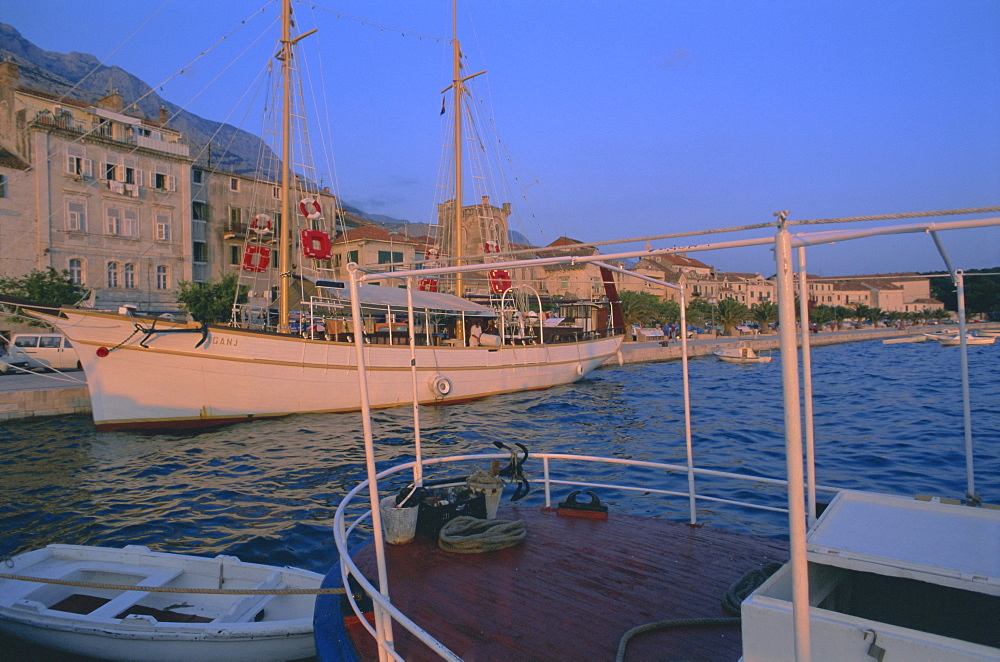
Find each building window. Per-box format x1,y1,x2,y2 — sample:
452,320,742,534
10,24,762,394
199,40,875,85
123,263,136,289
156,265,169,290
272,186,280,199
230,177,240,192
229,245,241,266
67,200,87,231
106,262,120,288
229,207,242,228
123,208,139,237
153,172,175,191
105,207,122,235
155,214,171,241
192,200,209,221
377,251,403,269
347,250,359,264
66,154,91,177
193,169,204,184
69,258,85,285
193,241,208,264
0,174,5,197
103,162,119,181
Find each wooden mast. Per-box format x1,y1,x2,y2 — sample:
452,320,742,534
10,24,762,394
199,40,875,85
445,0,485,298
278,0,293,333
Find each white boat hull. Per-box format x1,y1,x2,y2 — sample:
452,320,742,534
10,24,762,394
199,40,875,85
37,309,623,430
0,544,322,662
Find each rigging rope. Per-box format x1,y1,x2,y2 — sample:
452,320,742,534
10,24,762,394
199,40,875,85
437,516,526,553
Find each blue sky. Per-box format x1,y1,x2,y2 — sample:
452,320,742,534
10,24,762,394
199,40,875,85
7,0,999,276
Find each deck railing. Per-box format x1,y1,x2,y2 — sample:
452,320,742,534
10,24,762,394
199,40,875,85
330,451,842,661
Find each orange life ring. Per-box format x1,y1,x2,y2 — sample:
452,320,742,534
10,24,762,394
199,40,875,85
489,269,512,294
418,278,438,292
299,197,322,219
250,213,273,234
242,244,271,273
300,229,333,260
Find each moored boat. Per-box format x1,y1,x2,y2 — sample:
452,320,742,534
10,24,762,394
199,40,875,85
27,0,624,432
713,341,773,363
0,544,322,662
321,212,1000,661
939,334,996,346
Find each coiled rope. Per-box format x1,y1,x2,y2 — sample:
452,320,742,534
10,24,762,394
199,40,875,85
437,516,526,553
615,561,783,662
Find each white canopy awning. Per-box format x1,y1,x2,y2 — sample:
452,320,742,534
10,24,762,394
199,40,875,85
315,280,495,316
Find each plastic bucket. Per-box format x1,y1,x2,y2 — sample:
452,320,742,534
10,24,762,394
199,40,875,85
379,496,419,544
466,479,504,519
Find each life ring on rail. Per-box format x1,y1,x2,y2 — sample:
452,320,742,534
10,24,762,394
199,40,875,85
300,229,333,260
489,269,512,294
418,278,438,292
484,240,500,254
424,247,440,261
428,374,452,397
299,197,322,219
241,244,271,273
250,213,273,234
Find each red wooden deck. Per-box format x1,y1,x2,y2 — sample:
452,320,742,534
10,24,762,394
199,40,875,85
349,506,788,661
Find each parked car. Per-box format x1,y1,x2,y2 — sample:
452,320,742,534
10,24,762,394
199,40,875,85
0,349,31,375
9,333,81,371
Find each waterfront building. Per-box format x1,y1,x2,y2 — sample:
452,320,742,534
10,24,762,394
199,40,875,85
0,60,192,311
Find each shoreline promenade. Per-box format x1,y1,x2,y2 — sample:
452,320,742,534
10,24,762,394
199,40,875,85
0,325,979,423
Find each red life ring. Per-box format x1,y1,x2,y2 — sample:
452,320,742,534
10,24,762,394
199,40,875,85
300,229,333,260
424,247,440,261
489,269,512,294
484,241,500,254
418,278,438,292
299,197,322,219
250,214,273,234
242,245,271,273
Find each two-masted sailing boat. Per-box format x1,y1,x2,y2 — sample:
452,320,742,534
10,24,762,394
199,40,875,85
33,2,624,431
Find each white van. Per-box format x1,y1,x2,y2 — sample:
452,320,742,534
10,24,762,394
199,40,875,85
10,333,82,371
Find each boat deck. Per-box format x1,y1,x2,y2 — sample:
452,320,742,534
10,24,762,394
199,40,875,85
349,506,789,661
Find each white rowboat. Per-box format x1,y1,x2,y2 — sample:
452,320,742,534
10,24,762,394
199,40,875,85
0,544,322,662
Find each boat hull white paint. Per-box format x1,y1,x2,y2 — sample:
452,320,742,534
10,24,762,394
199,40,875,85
0,544,322,662
39,310,623,430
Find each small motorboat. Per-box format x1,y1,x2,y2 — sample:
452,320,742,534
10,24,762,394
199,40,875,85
713,342,773,364
0,544,323,662
938,334,996,346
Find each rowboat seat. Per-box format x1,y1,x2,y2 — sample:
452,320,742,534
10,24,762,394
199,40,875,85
81,567,184,620
211,569,284,623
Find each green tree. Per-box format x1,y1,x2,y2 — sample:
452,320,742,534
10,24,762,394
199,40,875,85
685,298,714,328
749,301,779,333
0,267,87,307
176,273,246,324
618,290,662,327
850,303,872,327
810,304,835,330
831,306,852,330
715,298,750,336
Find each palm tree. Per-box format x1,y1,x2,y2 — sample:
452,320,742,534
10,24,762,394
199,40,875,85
850,303,872,328
618,291,662,328
716,298,750,336
832,306,851,330
810,304,835,331
866,307,884,327
749,301,779,334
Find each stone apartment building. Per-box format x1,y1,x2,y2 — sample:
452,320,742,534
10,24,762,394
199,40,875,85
0,60,191,311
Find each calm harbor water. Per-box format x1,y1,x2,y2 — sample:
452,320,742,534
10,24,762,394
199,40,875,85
1,338,998,655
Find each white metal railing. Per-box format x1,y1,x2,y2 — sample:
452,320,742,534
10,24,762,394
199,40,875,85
330,450,842,661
